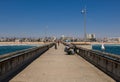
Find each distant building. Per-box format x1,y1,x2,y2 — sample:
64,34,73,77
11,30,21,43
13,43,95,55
108,37,120,42
86,34,96,41
15,39,21,42
0,38,5,42
87,34,95,39
61,35,65,40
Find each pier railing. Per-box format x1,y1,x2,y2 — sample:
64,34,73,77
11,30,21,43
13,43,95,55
0,43,55,81
74,46,120,82
63,42,120,81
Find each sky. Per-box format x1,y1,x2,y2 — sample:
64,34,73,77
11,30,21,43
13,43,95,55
0,0,120,38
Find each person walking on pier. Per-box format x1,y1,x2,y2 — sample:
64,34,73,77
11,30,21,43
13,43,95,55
58,40,60,46
54,42,57,49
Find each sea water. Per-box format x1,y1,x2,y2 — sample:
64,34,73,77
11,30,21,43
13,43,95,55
92,44,120,55
0,45,34,55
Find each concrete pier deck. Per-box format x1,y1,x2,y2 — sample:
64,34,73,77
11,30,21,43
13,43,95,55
10,44,115,82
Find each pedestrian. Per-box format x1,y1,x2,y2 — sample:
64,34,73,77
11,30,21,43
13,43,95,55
58,40,60,46
54,43,57,49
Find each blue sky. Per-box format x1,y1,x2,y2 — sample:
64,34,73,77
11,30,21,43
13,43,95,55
0,0,120,38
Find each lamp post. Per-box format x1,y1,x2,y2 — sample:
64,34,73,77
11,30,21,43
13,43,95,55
81,7,87,41
44,26,48,42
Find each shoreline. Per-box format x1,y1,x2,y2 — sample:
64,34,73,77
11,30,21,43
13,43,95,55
0,41,120,45
0,42,47,45
71,42,120,45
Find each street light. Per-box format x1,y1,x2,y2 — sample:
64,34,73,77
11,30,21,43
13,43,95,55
81,7,87,41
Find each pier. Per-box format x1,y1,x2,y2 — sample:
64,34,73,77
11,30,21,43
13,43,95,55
9,44,115,82
0,0,120,82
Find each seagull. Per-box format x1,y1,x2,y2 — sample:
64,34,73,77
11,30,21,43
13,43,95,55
101,43,105,50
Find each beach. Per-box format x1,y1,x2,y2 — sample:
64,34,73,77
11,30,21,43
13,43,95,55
0,42,47,45
71,42,120,45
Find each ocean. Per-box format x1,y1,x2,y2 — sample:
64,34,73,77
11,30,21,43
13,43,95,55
0,45,35,55
92,44,120,56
